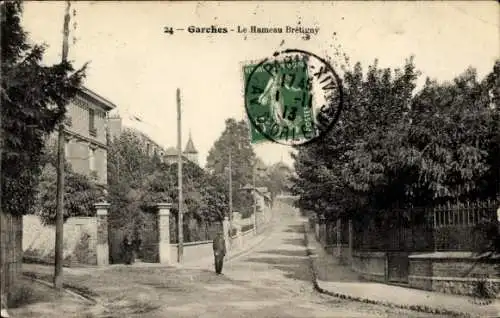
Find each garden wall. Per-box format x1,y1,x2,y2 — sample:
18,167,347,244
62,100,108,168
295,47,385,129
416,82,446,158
351,251,387,283
23,215,97,266
409,252,500,297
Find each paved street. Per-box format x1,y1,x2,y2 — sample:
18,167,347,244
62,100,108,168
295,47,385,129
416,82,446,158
19,203,441,318
147,205,437,318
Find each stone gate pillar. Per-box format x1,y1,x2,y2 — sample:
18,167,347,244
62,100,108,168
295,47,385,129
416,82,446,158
95,202,110,266
223,216,230,252
157,203,172,265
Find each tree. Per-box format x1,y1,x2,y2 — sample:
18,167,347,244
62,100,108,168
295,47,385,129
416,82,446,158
107,129,160,232
35,145,104,225
1,1,86,217
107,128,228,242
206,118,257,217
292,56,499,231
256,160,294,200
1,0,86,304
292,58,420,221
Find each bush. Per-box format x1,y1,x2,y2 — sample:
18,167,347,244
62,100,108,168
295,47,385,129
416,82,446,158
35,162,104,224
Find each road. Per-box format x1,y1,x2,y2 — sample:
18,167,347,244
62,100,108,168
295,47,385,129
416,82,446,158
17,202,440,318
139,203,437,318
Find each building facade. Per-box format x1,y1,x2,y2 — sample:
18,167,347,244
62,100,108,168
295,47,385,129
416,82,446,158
107,112,167,160
107,111,199,166
48,87,117,185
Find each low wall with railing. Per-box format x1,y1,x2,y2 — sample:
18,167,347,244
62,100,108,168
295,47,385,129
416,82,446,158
307,202,500,298
166,212,272,264
169,240,213,264
408,252,500,297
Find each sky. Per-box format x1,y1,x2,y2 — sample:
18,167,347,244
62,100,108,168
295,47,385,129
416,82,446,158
21,1,499,168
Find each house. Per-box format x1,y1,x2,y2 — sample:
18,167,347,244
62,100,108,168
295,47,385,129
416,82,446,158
107,111,199,166
163,132,199,166
107,111,167,160
48,86,117,185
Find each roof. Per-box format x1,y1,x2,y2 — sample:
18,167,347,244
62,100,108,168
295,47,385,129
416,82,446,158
78,86,117,111
164,147,178,156
184,133,198,154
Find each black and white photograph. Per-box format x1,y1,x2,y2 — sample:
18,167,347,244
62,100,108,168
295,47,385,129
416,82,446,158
0,1,499,317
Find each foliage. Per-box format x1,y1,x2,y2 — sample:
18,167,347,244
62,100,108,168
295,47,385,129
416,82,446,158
107,128,162,232
1,1,86,216
206,118,257,217
35,146,104,224
256,160,294,201
292,57,499,227
107,129,228,236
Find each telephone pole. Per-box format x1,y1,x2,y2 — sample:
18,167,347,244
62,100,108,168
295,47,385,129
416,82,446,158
228,148,233,227
252,164,257,234
54,0,71,290
177,88,184,263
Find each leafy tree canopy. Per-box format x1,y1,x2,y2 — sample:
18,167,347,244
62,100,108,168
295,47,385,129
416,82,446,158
1,1,86,216
206,118,257,217
292,57,499,223
35,145,104,224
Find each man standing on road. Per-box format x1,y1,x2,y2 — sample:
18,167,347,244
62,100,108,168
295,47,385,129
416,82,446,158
213,232,227,275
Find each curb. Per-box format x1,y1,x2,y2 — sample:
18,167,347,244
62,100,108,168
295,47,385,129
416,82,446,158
302,223,475,318
181,218,276,269
23,273,98,305
226,224,275,263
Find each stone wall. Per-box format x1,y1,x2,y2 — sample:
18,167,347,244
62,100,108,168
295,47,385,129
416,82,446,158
351,251,387,283
409,252,500,297
169,241,213,264
23,215,97,266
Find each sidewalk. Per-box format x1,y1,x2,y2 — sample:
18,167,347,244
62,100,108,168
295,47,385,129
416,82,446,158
184,211,276,269
303,222,500,318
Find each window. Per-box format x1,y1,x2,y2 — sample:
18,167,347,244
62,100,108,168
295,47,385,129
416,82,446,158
89,109,96,136
89,147,96,173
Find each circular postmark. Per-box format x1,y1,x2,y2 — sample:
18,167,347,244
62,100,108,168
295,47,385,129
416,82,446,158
244,49,343,146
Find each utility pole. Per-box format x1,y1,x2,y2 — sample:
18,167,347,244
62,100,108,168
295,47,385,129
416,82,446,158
253,164,257,234
177,88,183,263
228,148,233,228
54,0,71,290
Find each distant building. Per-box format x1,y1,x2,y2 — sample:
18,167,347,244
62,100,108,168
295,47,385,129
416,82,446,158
163,132,199,166
107,111,166,160
107,111,198,166
47,86,117,185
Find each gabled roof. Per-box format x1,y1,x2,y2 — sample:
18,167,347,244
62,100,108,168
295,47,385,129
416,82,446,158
78,86,117,111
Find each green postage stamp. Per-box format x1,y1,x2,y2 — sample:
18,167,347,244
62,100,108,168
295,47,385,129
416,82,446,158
243,49,343,146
